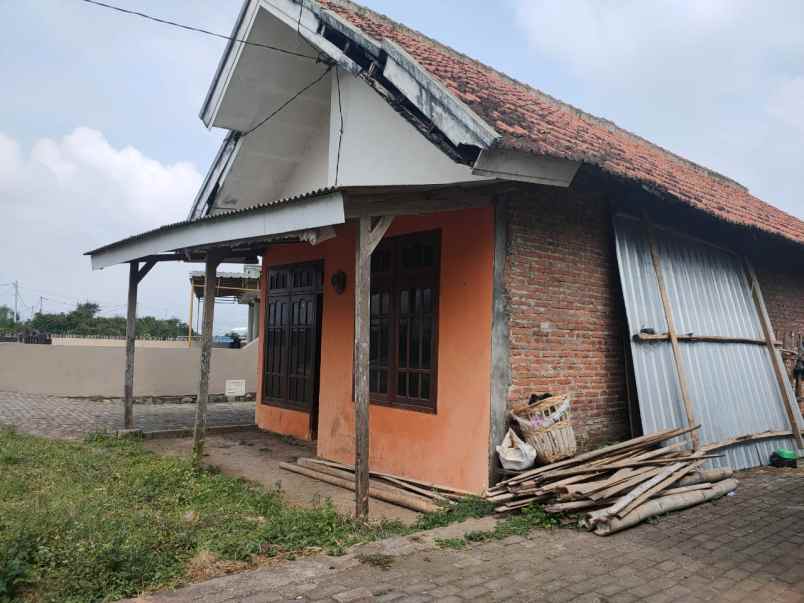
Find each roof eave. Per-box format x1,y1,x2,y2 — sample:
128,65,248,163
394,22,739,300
86,188,345,270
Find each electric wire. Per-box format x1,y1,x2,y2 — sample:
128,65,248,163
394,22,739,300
242,65,333,137
334,66,344,185
77,0,320,61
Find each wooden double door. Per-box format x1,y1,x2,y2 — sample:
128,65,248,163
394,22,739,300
263,261,323,436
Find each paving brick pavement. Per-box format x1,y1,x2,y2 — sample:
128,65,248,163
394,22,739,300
0,391,255,438
128,467,803,603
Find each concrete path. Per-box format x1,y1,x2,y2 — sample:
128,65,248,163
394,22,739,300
146,431,419,524
129,467,803,602
0,391,255,438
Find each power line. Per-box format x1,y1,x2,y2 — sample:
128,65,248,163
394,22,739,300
243,65,333,137
334,66,344,185
77,0,320,62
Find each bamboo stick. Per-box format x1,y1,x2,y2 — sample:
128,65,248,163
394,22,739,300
593,479,738,536
305,458,475,496
615,461,702,518
603,462,685,519
297,459,450,502
499,426,699,486
545,483,712,514
590,467,663,501
676,468,733,487
535,455,720,481
279,462,439,513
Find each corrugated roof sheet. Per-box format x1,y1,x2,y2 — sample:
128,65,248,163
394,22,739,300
614,214,802,469
318,0,804,246
84,187,339,256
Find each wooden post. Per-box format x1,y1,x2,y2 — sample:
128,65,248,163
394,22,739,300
187,280,194,348
123,260,156,430
192,254,222,465
124,262,139,429
744,260,804,449
644,220,700,449
353,216,393,518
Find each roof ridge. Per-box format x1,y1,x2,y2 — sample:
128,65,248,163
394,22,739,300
320,0,748,191
315,0,804,244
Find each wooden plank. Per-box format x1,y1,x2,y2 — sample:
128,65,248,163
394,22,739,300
744,260,804,449
700,430,803,453
192,254,220,466
366,216,394,254
499,425,699,486
279,462,438,513
635,332,774,346
306,458,475,496
538,454,720,481
297,459,449,502
644,218,700,449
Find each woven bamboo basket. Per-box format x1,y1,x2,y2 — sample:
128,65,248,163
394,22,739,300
511,394,577,464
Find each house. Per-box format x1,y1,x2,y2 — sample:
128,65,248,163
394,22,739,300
189,266,262,343
86,0,803,506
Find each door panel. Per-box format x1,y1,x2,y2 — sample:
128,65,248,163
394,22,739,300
263,262,323,414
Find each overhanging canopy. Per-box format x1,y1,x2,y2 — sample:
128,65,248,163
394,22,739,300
85,189,345,270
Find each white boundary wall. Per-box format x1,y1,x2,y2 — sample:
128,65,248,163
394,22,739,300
0,341,258,397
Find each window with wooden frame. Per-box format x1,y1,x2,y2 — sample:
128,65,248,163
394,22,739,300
369,230,440,412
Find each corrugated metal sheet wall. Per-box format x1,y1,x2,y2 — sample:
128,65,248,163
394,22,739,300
614,214,802,469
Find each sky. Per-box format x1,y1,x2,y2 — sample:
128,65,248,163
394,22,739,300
1,0,802,333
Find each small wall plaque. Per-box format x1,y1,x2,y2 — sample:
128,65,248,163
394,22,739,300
225,379,246,397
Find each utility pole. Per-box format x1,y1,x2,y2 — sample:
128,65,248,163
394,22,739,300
12,281,19,323
39,296,44,315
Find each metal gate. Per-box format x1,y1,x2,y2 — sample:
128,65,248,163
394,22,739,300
614,214,803,469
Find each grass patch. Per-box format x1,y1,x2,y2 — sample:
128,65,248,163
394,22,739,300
413,496,496,531
0,429,408,602
356,553,394,570
435,503,558,550
434,537,467,550
0,430,518,602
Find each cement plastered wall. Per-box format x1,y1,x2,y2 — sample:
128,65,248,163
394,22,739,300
0,341,257,397
257,208,495,493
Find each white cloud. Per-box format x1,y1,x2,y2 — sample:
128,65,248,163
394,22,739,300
512,0,804,219
0,134,21,184
766,76,804,134
0,128,247,332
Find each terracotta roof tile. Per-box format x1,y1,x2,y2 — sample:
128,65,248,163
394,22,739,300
319,0,804,246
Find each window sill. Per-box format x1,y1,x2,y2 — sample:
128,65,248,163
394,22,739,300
261,398,311,413
369,398,437,415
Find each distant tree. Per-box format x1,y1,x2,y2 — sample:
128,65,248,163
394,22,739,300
25,302,196,337
0,305,15,330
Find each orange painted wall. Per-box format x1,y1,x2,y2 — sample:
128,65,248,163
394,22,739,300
256,207,494,492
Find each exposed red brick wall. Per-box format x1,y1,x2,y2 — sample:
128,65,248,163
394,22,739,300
758,264,804,343
755,259,804,412
504,188,629,448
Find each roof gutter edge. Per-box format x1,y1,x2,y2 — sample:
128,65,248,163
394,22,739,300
198,0,253,126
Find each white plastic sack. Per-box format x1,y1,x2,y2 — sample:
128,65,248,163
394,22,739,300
496,428,536,471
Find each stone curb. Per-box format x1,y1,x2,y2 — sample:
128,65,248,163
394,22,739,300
138,424,258,440
124,516,499,602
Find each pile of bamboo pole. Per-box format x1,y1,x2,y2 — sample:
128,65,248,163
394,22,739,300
485,426,739,535
279,458,471,514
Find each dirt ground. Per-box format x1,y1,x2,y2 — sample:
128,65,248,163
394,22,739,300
145,431,419,524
